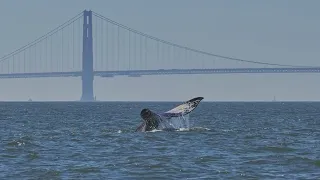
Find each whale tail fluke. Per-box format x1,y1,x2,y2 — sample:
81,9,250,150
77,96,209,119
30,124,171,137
161,97,204,118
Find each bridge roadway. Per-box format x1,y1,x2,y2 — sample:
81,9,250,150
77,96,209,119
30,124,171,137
0,67,320,79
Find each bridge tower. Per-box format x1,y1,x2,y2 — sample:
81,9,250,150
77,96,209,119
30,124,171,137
81,10,94,101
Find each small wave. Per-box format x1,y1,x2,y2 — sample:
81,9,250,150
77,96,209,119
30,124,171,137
146,127,210,133
7,140,25,147
314,160,320,167
176,127,211,132
221,129,234,132
189,127,211,131
70,166,101,173
259,146,296,153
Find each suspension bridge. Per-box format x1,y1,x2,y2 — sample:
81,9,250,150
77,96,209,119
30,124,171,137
0,10,319,101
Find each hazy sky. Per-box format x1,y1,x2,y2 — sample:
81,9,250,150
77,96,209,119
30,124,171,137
1,0,320,101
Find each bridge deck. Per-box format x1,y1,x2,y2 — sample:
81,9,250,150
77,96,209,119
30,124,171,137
0,67,320,79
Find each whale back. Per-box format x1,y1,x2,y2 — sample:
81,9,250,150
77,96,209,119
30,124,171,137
136,108,161,132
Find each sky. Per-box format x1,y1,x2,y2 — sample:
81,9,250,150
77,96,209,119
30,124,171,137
1,0,320,101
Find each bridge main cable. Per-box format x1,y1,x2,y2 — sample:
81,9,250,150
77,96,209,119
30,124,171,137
0,11,84,63
93,11,317,68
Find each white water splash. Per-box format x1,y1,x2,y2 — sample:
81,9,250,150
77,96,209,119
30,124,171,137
158,114,193,130
149,129,163,133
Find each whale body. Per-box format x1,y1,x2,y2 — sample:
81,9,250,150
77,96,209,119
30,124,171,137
135,97,204,132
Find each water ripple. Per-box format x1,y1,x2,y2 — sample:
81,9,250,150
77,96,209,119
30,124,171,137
0,102,319,179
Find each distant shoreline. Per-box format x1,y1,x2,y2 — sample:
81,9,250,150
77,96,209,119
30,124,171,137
1,100,320,103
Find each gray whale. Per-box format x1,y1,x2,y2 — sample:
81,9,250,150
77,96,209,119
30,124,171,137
135,97,204,132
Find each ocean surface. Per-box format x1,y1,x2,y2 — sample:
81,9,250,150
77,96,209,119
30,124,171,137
1,101,319,179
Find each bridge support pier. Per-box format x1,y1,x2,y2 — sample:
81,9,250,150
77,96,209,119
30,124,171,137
80,10,94,101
